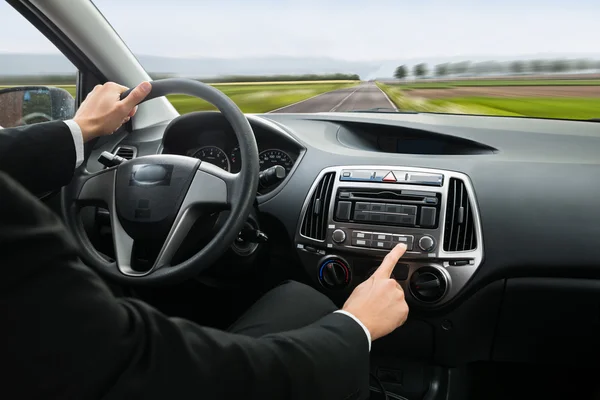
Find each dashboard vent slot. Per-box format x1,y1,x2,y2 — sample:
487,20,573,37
443,178,477,252
301,172,335,241
114,146,137,160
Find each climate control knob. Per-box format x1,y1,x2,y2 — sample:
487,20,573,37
418,235,436,252
318,258,351,289
409,266,448,303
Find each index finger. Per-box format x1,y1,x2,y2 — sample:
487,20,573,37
372,243,407,279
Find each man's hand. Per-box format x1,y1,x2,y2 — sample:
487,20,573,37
73,81,151,142
342,243,409,341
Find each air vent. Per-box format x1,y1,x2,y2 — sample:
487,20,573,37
114,146,137,160
300,172,335,241
443,178,477,252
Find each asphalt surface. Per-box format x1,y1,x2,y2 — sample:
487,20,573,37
268,82,397,113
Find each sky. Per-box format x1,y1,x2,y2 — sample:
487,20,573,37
1,0,599,61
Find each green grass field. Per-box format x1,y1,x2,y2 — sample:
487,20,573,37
391,79,600,89
429,97,600,120
1,82,358,114
376,82,600,120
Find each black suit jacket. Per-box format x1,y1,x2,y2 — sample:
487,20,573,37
0,121,76,194
0,122,369,399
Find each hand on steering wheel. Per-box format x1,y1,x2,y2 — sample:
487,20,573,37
62,79,260,285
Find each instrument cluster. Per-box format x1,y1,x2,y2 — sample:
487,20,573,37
161,113,302,195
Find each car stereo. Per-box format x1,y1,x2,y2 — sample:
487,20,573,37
295,166,483,306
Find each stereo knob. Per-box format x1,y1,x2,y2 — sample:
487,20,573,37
332,229,346,244
418,236,435,252
319,258,351,289
409,266,448,303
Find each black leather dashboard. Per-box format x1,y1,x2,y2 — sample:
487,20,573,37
90,110,600,366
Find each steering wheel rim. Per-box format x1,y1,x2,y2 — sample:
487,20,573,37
62,78,260,285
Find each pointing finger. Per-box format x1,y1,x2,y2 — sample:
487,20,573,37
372,243,407,280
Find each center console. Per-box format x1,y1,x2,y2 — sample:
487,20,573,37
295,166,483,306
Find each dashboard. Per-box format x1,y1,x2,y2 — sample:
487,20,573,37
159,112,303,194
94,109,600,368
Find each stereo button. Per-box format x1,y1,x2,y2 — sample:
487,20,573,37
354,211,369,221
384,214,401,224
420,207,437,227
385,204,402,213
382,172,397,182
400,205,417,215
355,202,370,211
373,233,392,241
372,241,392,250
408,173,443,186
399,215,417,225
349,170,376,181
393,235,414,251
370,203,385,212
336,201,352,221
352,238,371,247
369,213,385,223
352,231,372,240
393,171,409,182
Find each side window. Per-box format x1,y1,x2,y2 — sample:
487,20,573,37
0,2,77,128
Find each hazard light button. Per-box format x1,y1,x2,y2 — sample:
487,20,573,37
382,172,397,182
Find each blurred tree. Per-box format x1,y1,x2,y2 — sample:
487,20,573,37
448,61,471,76
510,61,525,74
550,59,569,73
434,63,448,77
530,59,545,73
413,63,428,78
575,58,592,71
394,65,407,80
472,61,501,76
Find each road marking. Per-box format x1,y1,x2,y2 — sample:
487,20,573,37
329,85,361,112
266,90,338,113
376,84,399,111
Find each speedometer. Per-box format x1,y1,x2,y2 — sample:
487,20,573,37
192,146,230,172
259,149,294,173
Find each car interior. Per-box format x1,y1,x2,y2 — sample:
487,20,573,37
4,1,600,399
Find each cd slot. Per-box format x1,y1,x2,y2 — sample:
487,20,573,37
339,189,438,206
335,188,441,229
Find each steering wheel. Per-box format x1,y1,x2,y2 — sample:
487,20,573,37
62,79,260,285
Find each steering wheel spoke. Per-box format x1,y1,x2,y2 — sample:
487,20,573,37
195,161,238,207
76,168,116,205
151,161,239,270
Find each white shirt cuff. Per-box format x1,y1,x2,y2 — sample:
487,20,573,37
333,310,372,352
63,119,84,168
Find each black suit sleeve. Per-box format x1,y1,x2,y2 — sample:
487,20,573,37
0,172,369,400
0,121,76,194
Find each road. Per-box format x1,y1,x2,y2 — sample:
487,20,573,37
268,82,397,113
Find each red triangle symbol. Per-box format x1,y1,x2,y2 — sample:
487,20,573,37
382,172,397,182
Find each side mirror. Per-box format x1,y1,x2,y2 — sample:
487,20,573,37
0,86,75,128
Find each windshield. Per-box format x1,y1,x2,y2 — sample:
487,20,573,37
5,0,600,120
